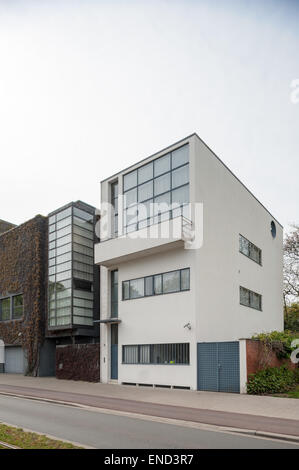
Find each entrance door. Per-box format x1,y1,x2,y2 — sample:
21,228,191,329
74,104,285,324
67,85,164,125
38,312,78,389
110,324,118,380
197,341,240,393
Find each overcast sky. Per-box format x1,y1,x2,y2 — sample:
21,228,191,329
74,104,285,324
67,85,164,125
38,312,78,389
0,0,298,231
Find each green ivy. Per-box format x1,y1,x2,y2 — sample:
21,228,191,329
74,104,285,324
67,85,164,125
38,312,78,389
247,365,297,395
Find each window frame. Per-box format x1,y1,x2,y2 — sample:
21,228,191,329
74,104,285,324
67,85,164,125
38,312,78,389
122,343,190,365
239,234,262,266
239,286,262,311
0,294,24,322
122,268,190,301
122,144,189,233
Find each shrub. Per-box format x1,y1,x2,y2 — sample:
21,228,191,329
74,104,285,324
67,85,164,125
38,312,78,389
247,365,297,395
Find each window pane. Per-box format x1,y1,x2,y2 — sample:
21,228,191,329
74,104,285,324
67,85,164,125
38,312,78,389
129,278,144,299
73,225,94,240
56,252,72,265
73,216,93,232
73,316,93,326
57,243,72,256
123,345,138,364
73,289,93,300
172,184,189,206
138,181,153,202
239,235,249,256
154,153,170,177
250,291,261,310
181,269,190,290
137,200,153,222
172,145,189,169
154,173,171,196
154,192,171,216
73,234,93,248
139,345,150,363
56,216,71,230
250,244,261,264
123,281,130,300
138,162,153,184
124,205,138,226
73,242,93,257
1,298,10,321
56,261,72,273
56,234,72,247
172,164,189,189
124,188,137,208
154,274,162,294
240,287,250,306
163,271,180,293
73,252,93,265
56,207,72,221
124,170,137,191
145,276,153,296
56,270,72,282
73,207,93,222
56,297,71,308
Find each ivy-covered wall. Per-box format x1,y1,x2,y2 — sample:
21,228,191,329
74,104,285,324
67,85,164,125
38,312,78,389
0,215,48,376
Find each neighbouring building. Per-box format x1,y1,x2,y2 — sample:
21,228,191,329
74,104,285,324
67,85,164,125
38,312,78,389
95,133,283,392
46,201,100,381
0,215,52,376
0,201,100,381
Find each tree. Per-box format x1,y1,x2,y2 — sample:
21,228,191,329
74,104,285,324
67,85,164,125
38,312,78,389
283,225,299,314
284,302,299,332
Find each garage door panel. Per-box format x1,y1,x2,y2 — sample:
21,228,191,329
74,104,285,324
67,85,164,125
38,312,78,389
197,343,218,391
218,342,240,393
5,347,25,374
197,341,240,393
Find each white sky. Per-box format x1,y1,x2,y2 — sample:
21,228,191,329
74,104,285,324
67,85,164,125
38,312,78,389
0,0,298,230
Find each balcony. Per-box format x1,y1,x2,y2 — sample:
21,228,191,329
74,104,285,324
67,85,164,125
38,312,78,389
95,216,194,267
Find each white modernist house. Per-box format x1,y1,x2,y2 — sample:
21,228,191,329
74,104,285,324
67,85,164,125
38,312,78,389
95,133,283,393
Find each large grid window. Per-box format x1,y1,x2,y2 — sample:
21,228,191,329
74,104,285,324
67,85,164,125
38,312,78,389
240,286,262,311
239,235,262,265
122,268,190,300
48,205,95,328
0,294,23,321
123,343,190,365
123,144,189,233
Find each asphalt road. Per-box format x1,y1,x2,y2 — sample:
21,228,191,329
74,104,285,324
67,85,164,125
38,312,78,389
0,395,297,449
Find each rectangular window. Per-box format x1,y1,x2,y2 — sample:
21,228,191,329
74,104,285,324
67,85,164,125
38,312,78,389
122,268,190,300
0,295,24,321
123,343,189,365
111,270,118,317
111,181,119,236
123,145,189,233
240,286,262,311
239,235,262,265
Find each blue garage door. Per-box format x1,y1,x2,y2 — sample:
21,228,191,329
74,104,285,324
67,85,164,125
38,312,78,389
197,342,240,393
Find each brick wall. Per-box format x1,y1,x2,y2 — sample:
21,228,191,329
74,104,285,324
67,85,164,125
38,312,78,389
56,343,100,382
246,339,295,378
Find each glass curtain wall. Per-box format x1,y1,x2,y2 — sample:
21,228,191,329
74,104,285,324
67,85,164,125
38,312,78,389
48,205,95,328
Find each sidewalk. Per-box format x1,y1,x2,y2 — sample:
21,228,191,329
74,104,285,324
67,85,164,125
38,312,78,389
0,374,298,438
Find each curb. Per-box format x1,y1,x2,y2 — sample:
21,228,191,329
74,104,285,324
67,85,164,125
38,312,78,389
1,390,299,445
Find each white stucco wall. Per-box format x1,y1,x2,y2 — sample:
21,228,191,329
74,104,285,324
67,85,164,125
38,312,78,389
96,133,283,390
193,136,283,342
